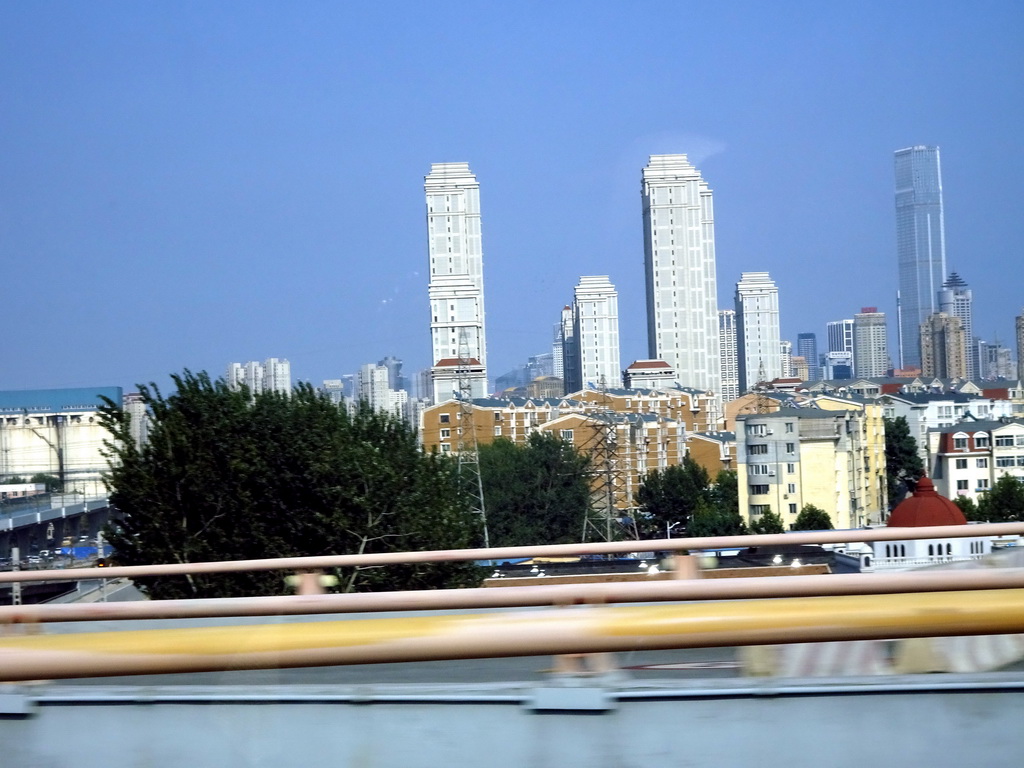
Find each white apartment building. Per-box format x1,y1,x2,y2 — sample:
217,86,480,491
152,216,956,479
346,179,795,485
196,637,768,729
735,272,781,392
853,308,889,378
880,392,1016,465
641,154,720,395
226,358,291,395
780,340,793,378
571,276,621,390
718,309,739,402
425,163,488,400
928,419,1024,504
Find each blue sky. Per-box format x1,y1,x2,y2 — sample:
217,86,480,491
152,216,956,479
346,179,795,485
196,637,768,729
2,2,1022,393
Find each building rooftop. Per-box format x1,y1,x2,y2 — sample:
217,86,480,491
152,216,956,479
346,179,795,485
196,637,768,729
887,477,967,528
0,387,123,414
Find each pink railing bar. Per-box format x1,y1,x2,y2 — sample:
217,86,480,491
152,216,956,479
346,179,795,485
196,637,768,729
4,568,1024,624
3,522,1023,585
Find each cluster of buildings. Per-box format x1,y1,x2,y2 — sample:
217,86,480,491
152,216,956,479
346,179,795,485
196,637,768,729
7,147,1022,540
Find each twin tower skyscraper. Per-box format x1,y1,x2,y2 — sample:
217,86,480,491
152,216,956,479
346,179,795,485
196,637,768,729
424,155,723,403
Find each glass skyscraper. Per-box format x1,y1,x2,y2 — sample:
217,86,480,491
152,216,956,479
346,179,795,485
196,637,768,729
895,145,947,369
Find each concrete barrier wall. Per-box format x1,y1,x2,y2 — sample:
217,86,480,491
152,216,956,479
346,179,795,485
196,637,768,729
2,676,1023,768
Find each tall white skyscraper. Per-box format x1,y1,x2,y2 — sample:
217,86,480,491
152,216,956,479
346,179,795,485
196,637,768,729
895,145,947,369
571,276,621,390
642,154,720,395
425,163,487,400
938,272,974,378
718,309,739,402
853,307,889,378
734,272,781,392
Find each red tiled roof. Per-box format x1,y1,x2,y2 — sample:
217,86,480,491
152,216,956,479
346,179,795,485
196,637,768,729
433,358,482,368
887,477,967,527
627,360,672,370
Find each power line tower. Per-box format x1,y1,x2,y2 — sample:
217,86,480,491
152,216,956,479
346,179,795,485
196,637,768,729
579,378,629,542
455,330,489,548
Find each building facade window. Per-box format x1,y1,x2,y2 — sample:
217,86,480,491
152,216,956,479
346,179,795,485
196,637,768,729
785,443,795,453
749,504,771,516
787,483,796,494
560,430,574,441
956,479,969,491
977,458,989,468
748,444,768,455
439,413,451,424
978,478,990,490
787,463,796,474
955,458,968,469
440,429,450,439
750,485,769,495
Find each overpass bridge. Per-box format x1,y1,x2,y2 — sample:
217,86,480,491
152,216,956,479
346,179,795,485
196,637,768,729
3,525,1024,767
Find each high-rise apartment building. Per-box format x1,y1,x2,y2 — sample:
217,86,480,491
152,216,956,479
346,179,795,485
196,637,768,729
1017,310,1024,381
425,163,487,400
641,154,720,395
937,272,974,378
558,305,579,394
780,340,793,378
570,276,621,390
226,358,291,395
718,309,739,402
853,307,889,378
796,333,820,381
826,319,855,355
735,272,781,392
920,312,967,379
895,146,947,369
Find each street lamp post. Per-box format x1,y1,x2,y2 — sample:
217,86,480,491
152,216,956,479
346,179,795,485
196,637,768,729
666,521,681,539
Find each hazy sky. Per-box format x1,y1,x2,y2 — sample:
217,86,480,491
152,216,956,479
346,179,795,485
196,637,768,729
2,2,1022,393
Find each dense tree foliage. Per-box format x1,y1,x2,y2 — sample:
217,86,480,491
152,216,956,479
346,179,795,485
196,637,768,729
709,470,739,516
793,504,834,530
635,457,711,539
687,499,748,537
953,494,982,521
884,416,924,506
101,371,482,599
477,433,591,547
976,474,1024,522
750,510,785,534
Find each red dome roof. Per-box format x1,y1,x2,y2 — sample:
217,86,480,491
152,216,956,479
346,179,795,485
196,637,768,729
887,477,967,527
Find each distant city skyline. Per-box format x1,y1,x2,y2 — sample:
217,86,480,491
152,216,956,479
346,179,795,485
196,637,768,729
2,5,1020,394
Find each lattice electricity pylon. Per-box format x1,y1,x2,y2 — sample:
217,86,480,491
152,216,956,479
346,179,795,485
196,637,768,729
455,329,489,548
577,384,631,542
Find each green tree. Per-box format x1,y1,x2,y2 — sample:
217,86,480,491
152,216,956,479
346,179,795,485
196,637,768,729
100,371,482,599
478,433,591,547
977,474,1024,523
687,499,748,538
793,503,834,530
953,494,982,522
635,456,711,538
29,473,62,492
709,470,739,516
750,510,785,534
884,416,924,506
